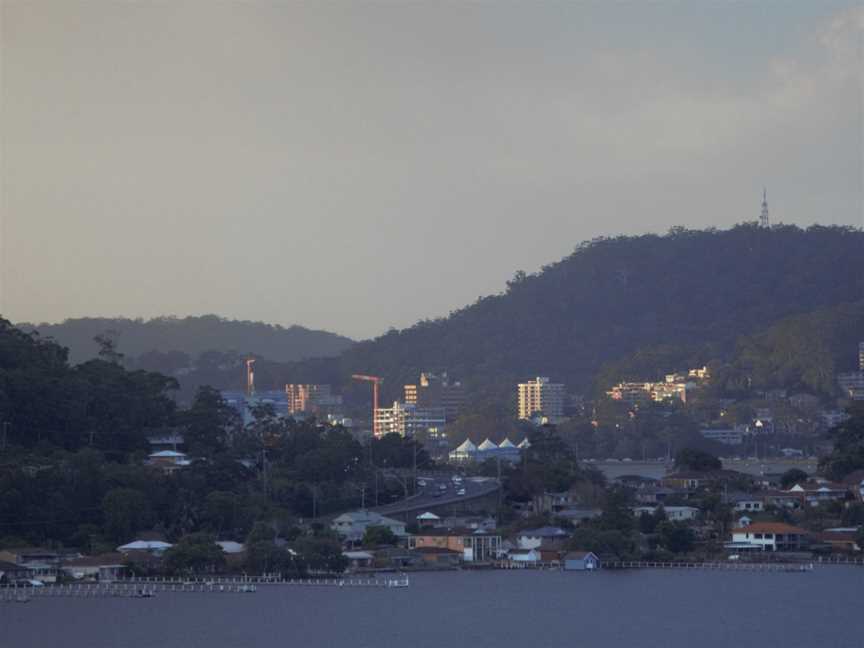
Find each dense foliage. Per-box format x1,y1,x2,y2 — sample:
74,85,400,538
19,314,354,365
270,224,863,406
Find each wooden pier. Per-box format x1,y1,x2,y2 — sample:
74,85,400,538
0,575,410,603
605,561,814,572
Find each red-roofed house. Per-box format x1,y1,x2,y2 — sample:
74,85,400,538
726,522,809,552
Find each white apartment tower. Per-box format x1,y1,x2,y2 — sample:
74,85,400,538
518,377,565,421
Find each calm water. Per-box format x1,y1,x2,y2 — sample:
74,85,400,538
3,568,862,648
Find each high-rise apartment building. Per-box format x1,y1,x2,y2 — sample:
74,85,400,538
404,372,465,422
517,377,565,421
859,342,864,371
373,401,446,438
285,384,343,415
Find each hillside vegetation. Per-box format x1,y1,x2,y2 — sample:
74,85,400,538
19,315,354,365
272,224,863,404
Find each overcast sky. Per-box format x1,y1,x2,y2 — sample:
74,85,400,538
2,1,862,340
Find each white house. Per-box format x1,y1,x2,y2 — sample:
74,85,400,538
726,522,808,552
331,510,407,543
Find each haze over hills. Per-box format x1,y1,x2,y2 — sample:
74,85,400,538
263,224,864,405
18,315,355,366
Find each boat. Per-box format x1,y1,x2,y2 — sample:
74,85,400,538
134,589,155,598
238,584,256,593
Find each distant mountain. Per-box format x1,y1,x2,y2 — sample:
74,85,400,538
269,224,864,405
19,315,355,365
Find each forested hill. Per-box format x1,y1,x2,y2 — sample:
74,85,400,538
18,315,355,365
271,224,864,403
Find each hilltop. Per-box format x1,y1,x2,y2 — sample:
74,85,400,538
271,224,864,404
18,315,355,366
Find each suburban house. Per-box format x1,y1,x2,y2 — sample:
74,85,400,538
726,522,809,552
408,530,502,562
411,547,463,567
147,450,192,471
0,547,61,583
61,553,126,582
117,540,173,556
814,529,861,554
761,490,804,510
516,527,570,550
634,486,683,505
788,481,850,507
564,551,601,571
342,550,374,570
727,493,765,513
331,510,407,543
632,506,699,522
661,470,749,490
0,560,35,584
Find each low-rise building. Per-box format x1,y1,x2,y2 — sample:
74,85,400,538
408,531,502,562
331,511,407,543
726,522,809,552
516,527,570,550
564,551,601,571
61,553,126,582
632,506,699,522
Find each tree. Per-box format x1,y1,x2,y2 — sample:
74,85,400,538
164,534,226,574
780,468,810,489
819,405,864,480
674,448,721,472
181,386,241,456
101,488,151,543
362,525,397,547
656,521,695,554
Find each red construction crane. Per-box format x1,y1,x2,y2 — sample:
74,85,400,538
352,374,382,435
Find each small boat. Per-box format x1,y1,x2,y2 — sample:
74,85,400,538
135,589,155,598
238,584,256,593
14,595,31,603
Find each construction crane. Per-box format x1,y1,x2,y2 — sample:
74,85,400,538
352,374,382,435
246,358,256,397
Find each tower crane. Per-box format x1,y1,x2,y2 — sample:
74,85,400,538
352,374,382,435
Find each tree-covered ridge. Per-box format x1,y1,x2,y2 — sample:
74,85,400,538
18,314,355,365
593,300,864,399
275,224,864,404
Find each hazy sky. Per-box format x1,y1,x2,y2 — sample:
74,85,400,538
2,1,862,340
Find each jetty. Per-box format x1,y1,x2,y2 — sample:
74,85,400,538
0,574,410,603
605,561,814,572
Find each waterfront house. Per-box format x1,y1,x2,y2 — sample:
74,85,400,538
331,510,407,543
0,547,61,583
814,529,861,554
507,548,541,563
0,560,34,584
61,553,126,582
408,530,502,562
564,551,601,571
411,547,462,567
516,527,570,550
342,551,375,570
725,522,809,552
